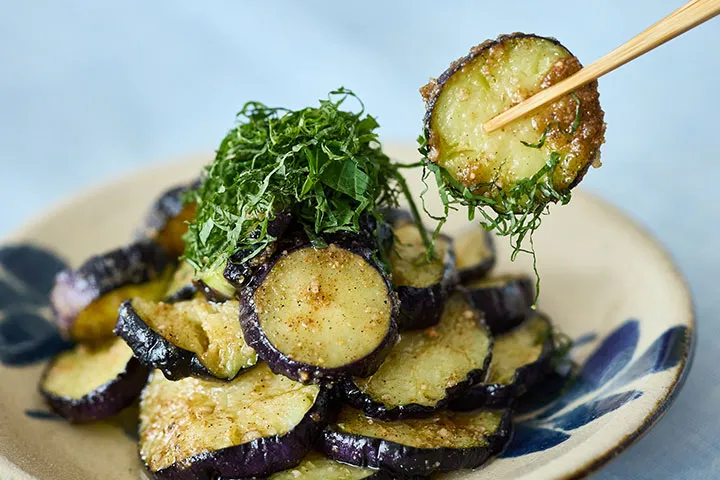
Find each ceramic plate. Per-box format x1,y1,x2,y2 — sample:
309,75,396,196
0,144,694,479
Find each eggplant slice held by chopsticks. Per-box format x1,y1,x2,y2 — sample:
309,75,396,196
240,238,399,384
341,291,492,421
422,33,605,209
139,364,331,479
50,241,173,342
116,297,257,381
39,337,149,423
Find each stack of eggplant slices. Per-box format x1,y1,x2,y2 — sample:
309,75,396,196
40,33,605,480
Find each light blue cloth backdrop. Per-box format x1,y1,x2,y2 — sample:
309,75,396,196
1,1,718,477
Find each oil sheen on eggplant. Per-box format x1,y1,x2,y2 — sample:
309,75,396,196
240,239,399,383
39,337,149,423
50,241,173,342
390,223,457,331
451,312,553,410
116,297,257,380
139,363,330,479
321,406,512,476
342,292,491,420
422,33,605,207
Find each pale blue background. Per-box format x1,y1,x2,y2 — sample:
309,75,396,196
1,1,718,477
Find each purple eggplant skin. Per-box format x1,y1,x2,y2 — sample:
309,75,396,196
134,180,200,240
320,409,512,477
39,353,150,424
164,283,197,304
239,236,399,384
223,212,294,290
115,300,218,381
457,230,496,284
50,241,173,338
147,387,333,480
450,314,554,411
192,278,233,303
465,275,534,335
395,234,458,331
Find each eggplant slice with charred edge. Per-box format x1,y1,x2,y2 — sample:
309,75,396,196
321,406,512,477
50,241,173,342
40,337,149,423
341,292,492,420
422,33,605,209
116,297,257,381
139,364,331,479
136,181,198,257
454,228,496,283
390,223,457,331
451,312,554,410
231,451,422,480
240,240,399,383
464,274,534,334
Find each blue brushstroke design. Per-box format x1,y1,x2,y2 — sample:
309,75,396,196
501,424,570,458
536,319,639,420
548,390,643,431
572,332,598,349
0,245,71,366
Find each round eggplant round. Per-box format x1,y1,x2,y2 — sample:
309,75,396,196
116,297,257,381
140,364,332,479
227,451,424,480
135,180,199,257
341,292,492,420
39,337,150,423
465,274,534,334
451,312,554,410
50,241,173,342
422,33,605,209
163,261,197,303
390,223,457,331
321,406,512,477
239,238,399,384
454,227,496,284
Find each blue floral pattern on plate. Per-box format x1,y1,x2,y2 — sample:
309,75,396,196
0,244,690,459
502,320,689,457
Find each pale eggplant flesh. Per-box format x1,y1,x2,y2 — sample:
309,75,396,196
341,292,492,420
39,337,150,423
139,364,332,479
321,406,512,476
451,312,554,410
240,236,399,384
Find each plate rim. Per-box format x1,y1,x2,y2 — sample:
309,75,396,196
0,149,696,479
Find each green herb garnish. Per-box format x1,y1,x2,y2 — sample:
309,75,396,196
183,88,428,272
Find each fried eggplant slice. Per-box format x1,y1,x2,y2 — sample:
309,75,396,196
240,239,399,383
136,181,199,258
341,292,491,420
321,406,511,477
50,241,173,342
422,33,605,211
139,364,331,479
39,337,149,423
465,274,534,334
390,223,457,330
116,297,257,381
454,227,496,283
451,312,553,410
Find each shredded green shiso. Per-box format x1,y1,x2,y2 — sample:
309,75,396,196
183,88,430,272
